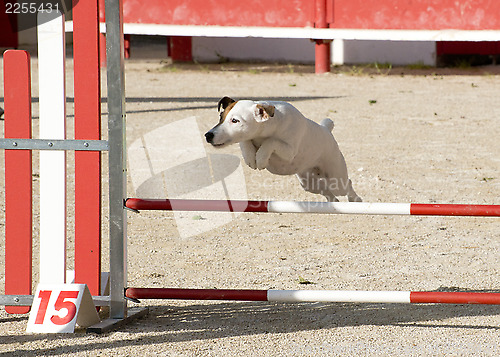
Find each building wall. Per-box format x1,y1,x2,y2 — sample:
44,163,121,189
192,37,316,64
193,37,436,66
342,40,436,65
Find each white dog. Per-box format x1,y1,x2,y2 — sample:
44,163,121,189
205,97,361,202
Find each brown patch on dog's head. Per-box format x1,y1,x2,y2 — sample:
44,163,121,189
217,96,237,123
218,96,235,111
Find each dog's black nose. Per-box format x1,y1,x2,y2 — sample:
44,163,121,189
205,131,214,143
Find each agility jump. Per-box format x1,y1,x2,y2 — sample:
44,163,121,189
122,198,500,305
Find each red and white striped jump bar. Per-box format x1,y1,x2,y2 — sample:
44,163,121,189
125,199,500,217
126,288,500,304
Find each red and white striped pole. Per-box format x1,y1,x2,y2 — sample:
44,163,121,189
126,288,500,305
125,199,500,217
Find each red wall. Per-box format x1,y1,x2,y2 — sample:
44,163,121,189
123,0,315,27
330,0,500,30
123,0,500,30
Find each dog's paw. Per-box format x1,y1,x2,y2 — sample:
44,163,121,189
349,195,363,202
256,159,268,170
245,158,258,170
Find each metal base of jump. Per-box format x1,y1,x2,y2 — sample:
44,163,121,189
126,288,500,305
125,199,500,217
87,307,149,334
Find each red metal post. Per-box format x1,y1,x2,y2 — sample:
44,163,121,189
124,34,131,58
315,40,331,74
169,36,193,62
314,0,331,73
73,0,102,297
4,50,32,314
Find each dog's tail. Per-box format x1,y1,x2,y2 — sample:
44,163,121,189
320,118,334,132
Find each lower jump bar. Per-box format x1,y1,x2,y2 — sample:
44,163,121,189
125,199,500,217
125,288,500,304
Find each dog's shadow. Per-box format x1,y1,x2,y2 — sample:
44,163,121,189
135,153,241,198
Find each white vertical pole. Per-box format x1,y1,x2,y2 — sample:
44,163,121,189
37,11,67,284
332,38,345,65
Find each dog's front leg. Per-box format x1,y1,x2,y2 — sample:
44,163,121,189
256,138,295,170
239,141,257,169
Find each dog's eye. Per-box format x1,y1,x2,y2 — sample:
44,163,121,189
231,118,239,123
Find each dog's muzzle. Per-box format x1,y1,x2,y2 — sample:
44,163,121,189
204,131,214,144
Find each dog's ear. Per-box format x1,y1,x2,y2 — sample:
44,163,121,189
253,104,275,122
218,96,236,112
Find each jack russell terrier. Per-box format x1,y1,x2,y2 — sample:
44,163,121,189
205,97,362,202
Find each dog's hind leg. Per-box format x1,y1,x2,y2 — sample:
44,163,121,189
346,179,362,202
323,191,339,202
297,171,339,202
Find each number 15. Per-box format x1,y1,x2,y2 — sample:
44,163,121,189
34,290,79,325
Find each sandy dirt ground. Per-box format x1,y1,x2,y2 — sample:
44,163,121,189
0,48,499,356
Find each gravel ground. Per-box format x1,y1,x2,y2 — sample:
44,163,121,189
0,49,499,356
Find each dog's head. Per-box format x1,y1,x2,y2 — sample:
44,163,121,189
204,96,275,147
